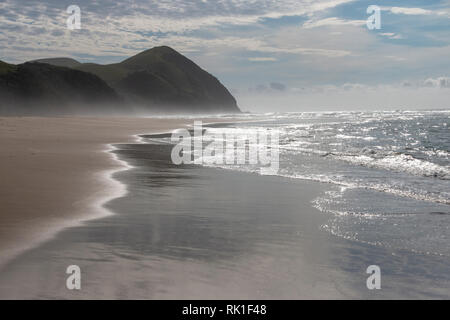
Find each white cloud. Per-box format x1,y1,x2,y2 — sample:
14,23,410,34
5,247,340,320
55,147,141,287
248,57,278,62
237,81,450,112
379,33,404,40
423,77,450,88
1,0,357,34
302,17,365,29
383,6,449,17
0,0,356,62
388,7,433,15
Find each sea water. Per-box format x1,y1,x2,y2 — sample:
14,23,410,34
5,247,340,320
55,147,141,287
150,110,450,257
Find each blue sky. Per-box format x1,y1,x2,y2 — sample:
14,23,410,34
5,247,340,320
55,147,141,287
1,0,449,111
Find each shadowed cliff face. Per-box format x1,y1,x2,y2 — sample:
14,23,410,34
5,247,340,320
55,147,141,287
114,46,240,113
0,46,240,115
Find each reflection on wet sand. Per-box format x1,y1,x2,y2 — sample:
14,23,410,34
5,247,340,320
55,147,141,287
0,142,449,299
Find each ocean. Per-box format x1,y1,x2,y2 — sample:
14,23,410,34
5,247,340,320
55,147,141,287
149,110,450,257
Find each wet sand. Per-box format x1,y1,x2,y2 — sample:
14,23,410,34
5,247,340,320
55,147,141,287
0,116,223,266
1,141,449,299
0,142,342,299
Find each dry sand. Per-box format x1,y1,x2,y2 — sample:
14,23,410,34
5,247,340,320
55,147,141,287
0,116,221,265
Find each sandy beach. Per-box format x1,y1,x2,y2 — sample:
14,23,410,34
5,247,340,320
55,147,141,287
0,116,222,266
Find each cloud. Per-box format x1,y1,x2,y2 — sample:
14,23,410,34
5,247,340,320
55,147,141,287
0,0,356,62
1,0,450,112
249,82,287,92
302,17,365,29
244,77,450,99
388,7,433,15
237,80,450,112
1,0,356,33
248,57,278,62
270,82,286,91
423,77,450,88
379,33,404,40
251,84,269,93
382,6,449,17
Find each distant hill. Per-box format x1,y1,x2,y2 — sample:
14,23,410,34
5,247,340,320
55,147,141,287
31,58,82,68
0,62,122,115
74,46,239,113
1,46,240,115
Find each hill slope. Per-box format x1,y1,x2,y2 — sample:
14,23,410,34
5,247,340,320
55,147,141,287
74,46,239,113
29,46,239,114
0,61,17,75
117,47,239,112
1,46,240,114
32,58,82,68
0,62,122,115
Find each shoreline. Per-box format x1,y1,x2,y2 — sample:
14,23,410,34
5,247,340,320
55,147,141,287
1,119,449,298
0,116,234,267
0,141,345,299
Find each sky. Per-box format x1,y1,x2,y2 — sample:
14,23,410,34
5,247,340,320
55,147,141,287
1,0,449,112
